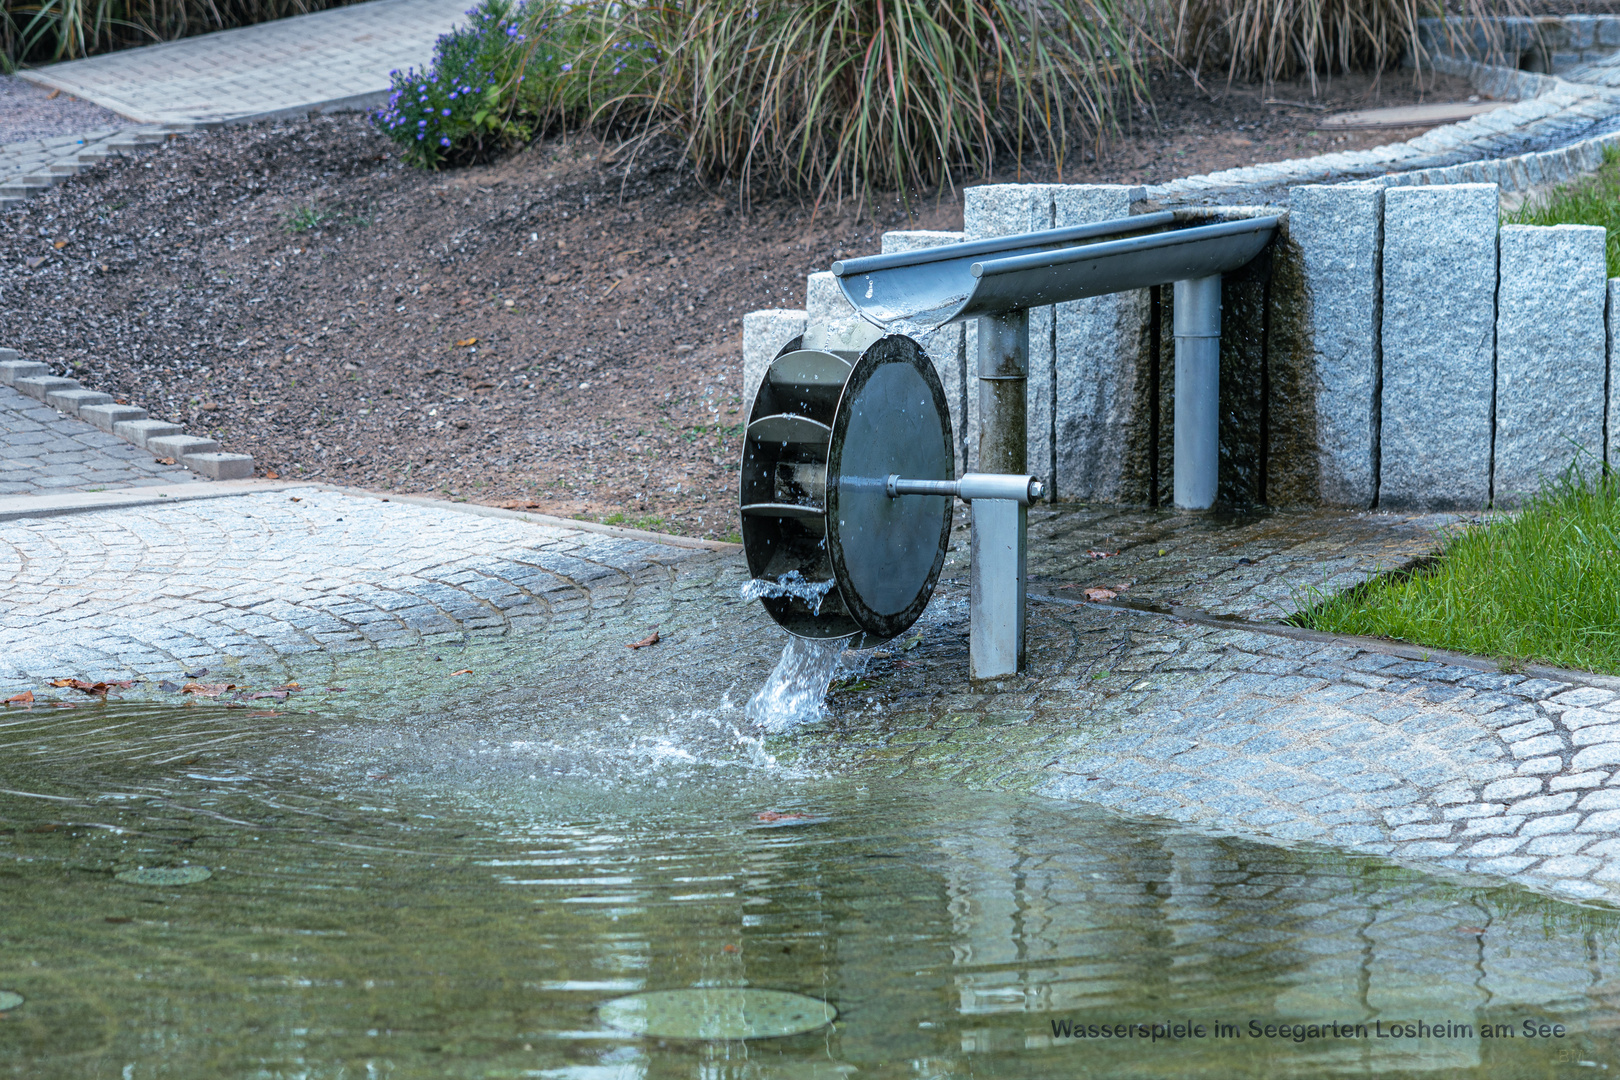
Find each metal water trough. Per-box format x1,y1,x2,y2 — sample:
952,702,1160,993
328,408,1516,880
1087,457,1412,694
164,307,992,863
739,212,1280,679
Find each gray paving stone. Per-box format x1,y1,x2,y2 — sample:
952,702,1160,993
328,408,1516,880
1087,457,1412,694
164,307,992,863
1495,224,1608,503
1288,184,1382,506
1379,184,1498,510
1051,185,1148,502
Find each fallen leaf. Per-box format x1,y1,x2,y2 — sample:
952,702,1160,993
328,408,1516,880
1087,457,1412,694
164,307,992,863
627,630,660,649
181,682,233,697
501,499,542,509
157,680,181,692
289,496,302,503
24,256,46,269
265,469,278,479
155,457,175,465
52,240,67,250
46,88,59,99
1110,582,1132,592
5,691,33,705
1083,587,1117,602
48,678,129,696
456,337,478,347
1085,550,1115,559
721,943,739,953
449,668,473,676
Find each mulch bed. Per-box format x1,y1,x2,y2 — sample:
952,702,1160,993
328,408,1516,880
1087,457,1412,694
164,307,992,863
0,66,1474,537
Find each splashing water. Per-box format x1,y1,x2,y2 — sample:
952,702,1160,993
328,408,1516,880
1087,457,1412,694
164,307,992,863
740,570,837,616
745,635,852,733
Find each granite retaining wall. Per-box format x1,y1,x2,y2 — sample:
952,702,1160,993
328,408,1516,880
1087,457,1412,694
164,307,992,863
744,180,1617,511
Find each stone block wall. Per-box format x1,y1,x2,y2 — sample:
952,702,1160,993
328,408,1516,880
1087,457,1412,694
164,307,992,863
741,180,1617,512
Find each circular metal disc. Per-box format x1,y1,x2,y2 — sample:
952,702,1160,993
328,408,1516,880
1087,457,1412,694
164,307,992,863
825,335,954,640
600,988,836,1040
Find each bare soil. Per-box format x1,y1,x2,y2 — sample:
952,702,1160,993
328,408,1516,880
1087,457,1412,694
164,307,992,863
0,66,1479,537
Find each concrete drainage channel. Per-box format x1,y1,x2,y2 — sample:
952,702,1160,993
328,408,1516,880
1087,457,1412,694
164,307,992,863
0,350,253,480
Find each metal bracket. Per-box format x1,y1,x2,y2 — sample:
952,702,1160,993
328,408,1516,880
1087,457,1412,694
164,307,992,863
886,471,1042,678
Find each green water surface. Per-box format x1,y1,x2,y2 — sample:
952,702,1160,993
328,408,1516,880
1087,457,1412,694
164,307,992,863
0,692,1615,1079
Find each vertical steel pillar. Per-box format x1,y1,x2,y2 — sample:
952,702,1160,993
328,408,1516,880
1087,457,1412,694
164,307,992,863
972,309,1029,678
1173,276,1221,510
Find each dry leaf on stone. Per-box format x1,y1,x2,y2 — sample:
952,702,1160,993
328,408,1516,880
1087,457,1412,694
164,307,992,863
49,678,131,695
449,668,473,676
52,240,66,250
1083,587,1117,601
627,630,660,649
265,470,279,479
245,690,288,700
181,682,233,696
456,337,478,347
1110,582,1132,591
155,457,175,465
5,691,33,705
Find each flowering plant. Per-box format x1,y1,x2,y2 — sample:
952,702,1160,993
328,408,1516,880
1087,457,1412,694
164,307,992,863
374,0,655,169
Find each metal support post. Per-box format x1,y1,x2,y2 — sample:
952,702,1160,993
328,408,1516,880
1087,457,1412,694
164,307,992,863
973,310,1030,678
1173,275,1222,510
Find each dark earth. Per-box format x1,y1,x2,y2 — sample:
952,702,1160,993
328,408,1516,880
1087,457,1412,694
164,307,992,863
1,66,1474,537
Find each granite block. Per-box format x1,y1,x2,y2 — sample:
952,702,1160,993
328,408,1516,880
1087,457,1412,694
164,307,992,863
1289,184,1383,507
1494,224,1606,503
1379,183,1498,509
741,308,807,412
1052,184,1149,503
113,419,183,448
44,387,112,415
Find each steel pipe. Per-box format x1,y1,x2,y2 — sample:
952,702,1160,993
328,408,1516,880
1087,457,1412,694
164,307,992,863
1173,275,1222,511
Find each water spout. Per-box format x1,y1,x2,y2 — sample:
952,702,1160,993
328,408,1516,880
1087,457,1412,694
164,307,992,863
745,635,852,733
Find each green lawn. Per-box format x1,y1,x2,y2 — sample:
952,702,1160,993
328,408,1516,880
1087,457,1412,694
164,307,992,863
1298,466,1620,675
1505,146,1620,276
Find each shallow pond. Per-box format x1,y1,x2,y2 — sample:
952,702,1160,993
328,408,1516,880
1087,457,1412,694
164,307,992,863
1,691,1617,1079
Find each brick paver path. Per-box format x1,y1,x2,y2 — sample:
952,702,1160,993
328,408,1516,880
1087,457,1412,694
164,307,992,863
16,0,468,125
0,384,196,493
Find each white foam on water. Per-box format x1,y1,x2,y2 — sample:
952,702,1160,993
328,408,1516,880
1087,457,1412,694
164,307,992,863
745,635,852,733
740,570,837,615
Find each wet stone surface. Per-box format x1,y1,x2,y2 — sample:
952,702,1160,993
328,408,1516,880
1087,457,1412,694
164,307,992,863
7,494,1620,907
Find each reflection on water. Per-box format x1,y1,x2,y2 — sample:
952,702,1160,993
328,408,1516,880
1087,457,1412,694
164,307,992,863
0,700,1616,1079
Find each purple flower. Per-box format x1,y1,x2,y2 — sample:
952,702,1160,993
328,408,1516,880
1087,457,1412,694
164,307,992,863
441,136,452,146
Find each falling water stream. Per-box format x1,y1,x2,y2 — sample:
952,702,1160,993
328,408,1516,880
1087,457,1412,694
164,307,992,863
744,634,851,732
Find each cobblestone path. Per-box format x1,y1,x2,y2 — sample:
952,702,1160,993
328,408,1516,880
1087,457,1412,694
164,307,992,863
0,384,196,493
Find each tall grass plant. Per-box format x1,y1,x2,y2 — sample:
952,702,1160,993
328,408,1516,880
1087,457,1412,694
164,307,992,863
585,0,1148,209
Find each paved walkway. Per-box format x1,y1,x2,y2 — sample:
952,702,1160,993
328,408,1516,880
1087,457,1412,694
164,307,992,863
16,0,467,125
0,384,196,493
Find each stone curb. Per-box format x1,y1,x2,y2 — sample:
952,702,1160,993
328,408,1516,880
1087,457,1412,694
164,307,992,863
1030,591,1620,694
0,477,741,553
0,122,200,210
0,349,255,481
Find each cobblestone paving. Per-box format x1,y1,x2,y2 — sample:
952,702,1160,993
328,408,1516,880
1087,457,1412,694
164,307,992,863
0,384,195,493
1024,505,1457,619
0,124,184,209
6,486,1620,906
0,486,721,683
16,0,470,126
